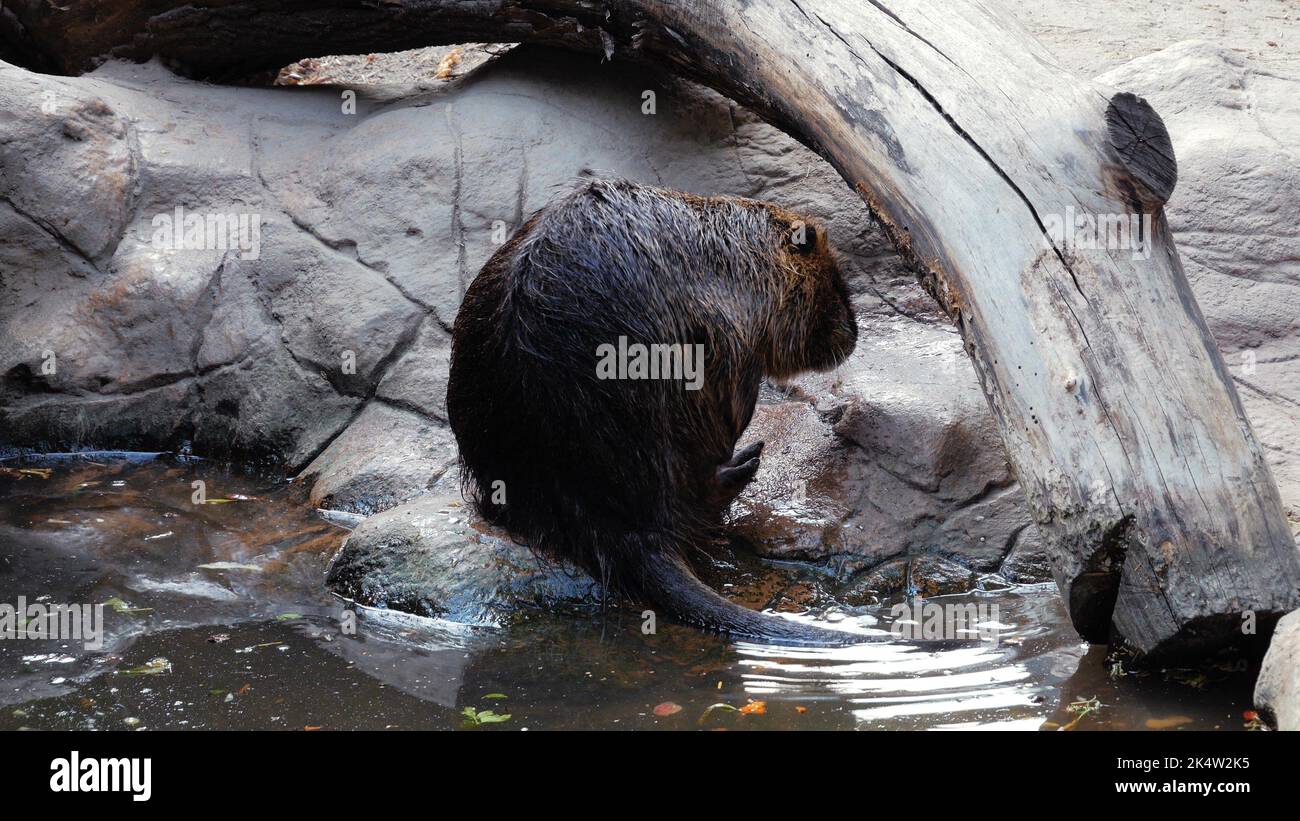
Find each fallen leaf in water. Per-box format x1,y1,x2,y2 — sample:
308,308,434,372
1145,715,1193,730
275,612,303,621
1166,668,1208,689
105,597,153,615
1060,696,1103,730
1,467,53,479
197,562,263,572
482,693,509,700
304,725,322,731
739,700,766,716
698,703,739,725
119,657,172,676
795,706,808,714
653,702,683,717
461,707,511,727
237,683,252,695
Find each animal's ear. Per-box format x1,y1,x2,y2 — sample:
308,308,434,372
786,220,817,255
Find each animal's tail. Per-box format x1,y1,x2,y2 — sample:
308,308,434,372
635,538,862,647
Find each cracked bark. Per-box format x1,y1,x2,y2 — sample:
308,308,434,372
3,0,1298,659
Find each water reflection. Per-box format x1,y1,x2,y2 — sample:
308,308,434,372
0,454,1254,730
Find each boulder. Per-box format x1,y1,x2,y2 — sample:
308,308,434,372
325,479,603,625
1255,609,1300,730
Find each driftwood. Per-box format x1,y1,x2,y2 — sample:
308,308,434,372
3,0,1298,659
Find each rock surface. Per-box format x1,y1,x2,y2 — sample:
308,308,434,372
1254,608,1300,730
325,475,603,625
3,37,1299,621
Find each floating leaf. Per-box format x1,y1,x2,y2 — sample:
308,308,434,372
739,700,766,716
119,657,172,676
197,562,263,572
1145,715,1193,730
461,707,512,727
482,693,509,700
653,702,682,717
105,597,153,615
1060,696,1102,730
795,706,808,714
275,612,303,621
1167,669,1208,689
698,703,739,725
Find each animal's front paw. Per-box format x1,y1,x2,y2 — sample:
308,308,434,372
716,454,761,496
725,440,764,468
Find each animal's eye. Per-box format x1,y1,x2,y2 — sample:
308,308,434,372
789,224,817,255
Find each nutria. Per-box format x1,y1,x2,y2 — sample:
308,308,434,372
446,179,859,645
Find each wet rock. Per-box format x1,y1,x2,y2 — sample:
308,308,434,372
325,486,604,625
730,318,1036,587
998,526,1055,584
299,401,457,516
1254,608,1300,730
841,555,978,606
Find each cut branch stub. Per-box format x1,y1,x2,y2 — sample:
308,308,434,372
1105,91,1178,210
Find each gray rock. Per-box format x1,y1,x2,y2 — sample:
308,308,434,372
300,400,457,516
1255,608,1300,730
325,487,603,625
730,318,1037,586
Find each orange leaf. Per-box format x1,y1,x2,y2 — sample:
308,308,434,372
795,706,807,714
653,702,683,717
739,700,766,716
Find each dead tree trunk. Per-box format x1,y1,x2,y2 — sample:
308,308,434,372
4,0,1298,659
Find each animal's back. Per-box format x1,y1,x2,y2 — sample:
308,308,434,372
448,181,752,551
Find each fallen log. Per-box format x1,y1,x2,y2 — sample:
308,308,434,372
3,0,1297,659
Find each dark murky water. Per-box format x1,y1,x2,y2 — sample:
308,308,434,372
0,455,1258,731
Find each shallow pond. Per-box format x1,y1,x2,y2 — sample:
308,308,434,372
0,454,1259,731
